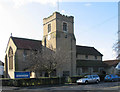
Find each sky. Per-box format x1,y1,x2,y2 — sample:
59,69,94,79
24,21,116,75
0,0,119,62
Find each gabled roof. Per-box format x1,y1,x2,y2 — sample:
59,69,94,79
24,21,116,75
11,36,42,50
77,60,108,67
103,60,120,67
76,45,103,56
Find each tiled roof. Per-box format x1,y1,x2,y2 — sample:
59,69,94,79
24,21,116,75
76,45,103,56
103,60,120,67
11,37,42,50
77,60,108,67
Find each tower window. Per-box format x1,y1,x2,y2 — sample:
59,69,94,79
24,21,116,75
63,22,67,32
48,24,51,33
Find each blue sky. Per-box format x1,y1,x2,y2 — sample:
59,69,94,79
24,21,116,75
0,1,118,62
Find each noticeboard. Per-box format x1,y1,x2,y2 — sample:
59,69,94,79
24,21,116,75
14,71,30,78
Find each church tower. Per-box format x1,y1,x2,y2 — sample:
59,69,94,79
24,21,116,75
42,12,76,77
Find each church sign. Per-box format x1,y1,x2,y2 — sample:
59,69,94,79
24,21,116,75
14,72,30,78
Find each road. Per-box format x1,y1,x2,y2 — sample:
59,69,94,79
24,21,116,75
1,81,120,92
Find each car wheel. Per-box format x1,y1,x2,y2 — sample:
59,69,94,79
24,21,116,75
85,81,88,84
96,80,99,83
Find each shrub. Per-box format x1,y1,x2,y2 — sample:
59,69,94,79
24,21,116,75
2,77,66,87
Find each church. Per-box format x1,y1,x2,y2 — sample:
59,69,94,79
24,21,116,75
4,12,107,78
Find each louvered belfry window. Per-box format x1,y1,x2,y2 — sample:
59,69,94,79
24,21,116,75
63,22,67,32
48,24,51,33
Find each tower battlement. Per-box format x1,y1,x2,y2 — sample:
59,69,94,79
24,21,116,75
43,12,74,25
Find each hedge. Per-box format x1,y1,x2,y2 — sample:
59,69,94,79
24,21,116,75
2,77,66,87
1,74,107,87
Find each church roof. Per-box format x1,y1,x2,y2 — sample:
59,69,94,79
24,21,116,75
76,45,103,56
11,37,42,50
103,60,120,67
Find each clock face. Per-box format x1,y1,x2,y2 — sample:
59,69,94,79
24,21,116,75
48,34,50,40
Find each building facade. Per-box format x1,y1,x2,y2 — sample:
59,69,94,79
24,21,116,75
104,60,120,75
4,12,105,78
4,37,41,78
76,45,107,75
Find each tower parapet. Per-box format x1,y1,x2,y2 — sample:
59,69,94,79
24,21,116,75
43,12,74,25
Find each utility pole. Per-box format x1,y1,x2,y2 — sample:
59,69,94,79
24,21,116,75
57,0,59,11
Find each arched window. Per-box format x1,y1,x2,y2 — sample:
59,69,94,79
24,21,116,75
63,22,67,32
8,47,13,70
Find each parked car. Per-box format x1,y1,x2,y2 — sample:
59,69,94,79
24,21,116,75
104,74,120,82
76,75,100,84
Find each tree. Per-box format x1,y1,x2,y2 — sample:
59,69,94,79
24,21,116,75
24,45,69,77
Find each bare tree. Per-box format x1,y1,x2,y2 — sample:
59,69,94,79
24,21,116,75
24,46,69,77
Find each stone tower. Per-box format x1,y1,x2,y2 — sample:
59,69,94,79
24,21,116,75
42,12,76,77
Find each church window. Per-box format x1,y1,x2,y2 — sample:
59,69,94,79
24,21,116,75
82,67,88,73
48,24,51,33
89,67,93,74
63,71,69,76
23,50,27,61
63,22,67,32
95,56,97,59
77,68,82,75
99,67,104,73
8,47,13,70
85,55,88,59
93,67,98,72
23,50,27,57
